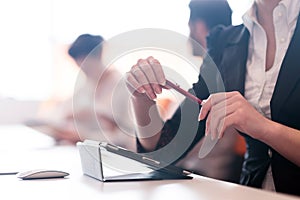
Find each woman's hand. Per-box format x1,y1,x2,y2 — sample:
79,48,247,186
198,91,271,140
125,56,166,100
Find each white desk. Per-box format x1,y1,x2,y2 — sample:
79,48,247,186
1,125,299,200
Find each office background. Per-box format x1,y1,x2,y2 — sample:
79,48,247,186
0,0,253,123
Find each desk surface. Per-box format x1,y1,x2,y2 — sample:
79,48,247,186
1,125,299,200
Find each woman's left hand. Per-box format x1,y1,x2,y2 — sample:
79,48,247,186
198,91,270,140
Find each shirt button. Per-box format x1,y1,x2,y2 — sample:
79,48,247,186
268,149,272,158
280,37,286,43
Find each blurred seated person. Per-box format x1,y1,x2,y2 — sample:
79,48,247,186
188,0,232,56
29,34,135,149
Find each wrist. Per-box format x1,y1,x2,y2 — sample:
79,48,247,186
258,118,280,144
131,92,155,105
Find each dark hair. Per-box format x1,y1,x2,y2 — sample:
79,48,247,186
68,34,104,60
189,0,232,30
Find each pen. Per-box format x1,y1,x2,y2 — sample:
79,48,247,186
165,79,203,105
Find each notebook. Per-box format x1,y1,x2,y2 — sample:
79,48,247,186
77,140,193,181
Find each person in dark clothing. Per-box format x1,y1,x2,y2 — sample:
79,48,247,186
125,0,300,196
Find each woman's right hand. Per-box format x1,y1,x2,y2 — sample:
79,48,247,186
125,56,166,100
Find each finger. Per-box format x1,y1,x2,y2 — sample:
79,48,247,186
218,113,237,139
138,58,162,94
206,118,219,141
211,93,245,138
206,96,232,138
207,105,223,140
209,93,236,111
147,56,166,86
199,92,236,120
212,92,243,113
205,111,211,136
131,64,156,99
217,118,225,139
204,98,237,140
125,72,145,94
210,92,237,105
199,98,212,121
213,103,236,139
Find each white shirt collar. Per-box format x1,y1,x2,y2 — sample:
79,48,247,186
242,2,256,35
242,0,300,34
280,0,300,24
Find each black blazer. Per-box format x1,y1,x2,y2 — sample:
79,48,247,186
143,14,300,197
198,16,300,195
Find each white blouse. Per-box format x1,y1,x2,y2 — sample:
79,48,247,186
242,0,300,191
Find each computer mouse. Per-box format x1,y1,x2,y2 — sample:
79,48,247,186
16,169,69,180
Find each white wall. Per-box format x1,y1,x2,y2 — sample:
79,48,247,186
0,0,252,101
0,0,253,124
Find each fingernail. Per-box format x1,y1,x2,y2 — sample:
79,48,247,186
160,80,166,86
198,109,202,121
198,109,203,121
155,86,162,94
200,99,206,106
139,88,146,93
150,93,156,100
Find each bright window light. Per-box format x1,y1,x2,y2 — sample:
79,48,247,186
0,0,252,100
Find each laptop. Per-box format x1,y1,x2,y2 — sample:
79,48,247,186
77,140,193,181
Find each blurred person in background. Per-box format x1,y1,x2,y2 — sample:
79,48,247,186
29,34,135,150
188,0,232,56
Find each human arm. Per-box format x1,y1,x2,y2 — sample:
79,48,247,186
126,55,211,157
199,91,300,167
125,56,166,151
130,94,164,151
